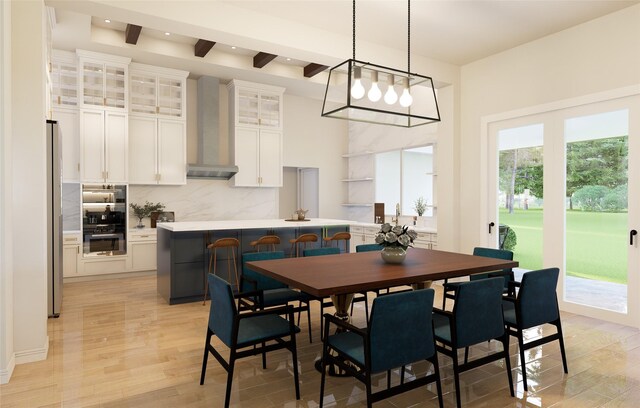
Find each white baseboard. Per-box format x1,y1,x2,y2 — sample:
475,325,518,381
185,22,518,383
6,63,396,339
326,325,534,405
0,353,15,384
15,335,49,365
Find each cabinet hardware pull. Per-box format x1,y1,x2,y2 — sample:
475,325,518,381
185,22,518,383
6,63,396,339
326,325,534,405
77,163,80,172
103,97,106,106
156,106,159,114
630,230,637,245
57,96,61,105
76,246,79,254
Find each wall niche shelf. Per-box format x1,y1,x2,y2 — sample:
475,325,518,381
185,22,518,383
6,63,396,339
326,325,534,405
341,203,374,207
341,177,374,182
341,151,373,158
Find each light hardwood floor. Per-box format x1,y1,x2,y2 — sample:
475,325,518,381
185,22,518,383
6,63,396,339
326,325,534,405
1,275,640,407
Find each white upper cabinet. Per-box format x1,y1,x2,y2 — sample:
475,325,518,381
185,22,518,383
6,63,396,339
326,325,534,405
228,80,285,187
129,63,187,118
77,50,130,111
52,109,80,182
80,109,128,183
50,50,78,108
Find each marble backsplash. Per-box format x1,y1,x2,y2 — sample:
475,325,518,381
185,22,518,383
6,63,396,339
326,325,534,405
129,179,279,227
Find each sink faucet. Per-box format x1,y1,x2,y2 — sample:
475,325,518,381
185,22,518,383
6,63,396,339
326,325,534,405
392,203,400,226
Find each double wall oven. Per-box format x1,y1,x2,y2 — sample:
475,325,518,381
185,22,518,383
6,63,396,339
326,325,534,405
82,184,127,256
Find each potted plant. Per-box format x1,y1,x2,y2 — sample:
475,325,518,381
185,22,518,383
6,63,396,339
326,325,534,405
374,223,418,264
130,201,165,228
413,196,427,226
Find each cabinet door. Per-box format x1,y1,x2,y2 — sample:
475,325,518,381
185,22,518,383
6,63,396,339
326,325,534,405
237,88,260,127
80,109,105,182
130,241,157,271
129,116,157,184
259,92,282,128
233,127,260,186
158,119,186,184
258,129,282,187
51,59,77,107
158,76,184,118
104,63,127,110
81,61,105,107
63,245,79,277
105,112,128,183
130,71,157,115
53,109,80,182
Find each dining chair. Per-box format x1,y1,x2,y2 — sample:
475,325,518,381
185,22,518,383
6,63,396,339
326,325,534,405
239,251,313,342
302,246,341,336
355,243,382,252
203,237,240,304
200,274,300,408
319,289,444,408
433,277,514,408
441,247,514,309
503,267,568,391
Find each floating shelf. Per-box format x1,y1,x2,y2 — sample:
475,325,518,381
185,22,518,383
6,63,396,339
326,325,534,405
341,203,374,207
341,151,373,158
341,177,374,182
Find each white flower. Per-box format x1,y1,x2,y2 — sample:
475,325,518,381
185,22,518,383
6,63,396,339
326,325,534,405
391,225,403,235
398,234,411,247
381,223,392,233
384,232,398,243
407,230,418,240
375,233,386,244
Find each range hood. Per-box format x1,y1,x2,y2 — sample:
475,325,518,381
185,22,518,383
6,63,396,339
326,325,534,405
187,76,238,180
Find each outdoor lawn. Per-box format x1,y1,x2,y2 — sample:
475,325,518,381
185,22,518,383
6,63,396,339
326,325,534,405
499,208,628,284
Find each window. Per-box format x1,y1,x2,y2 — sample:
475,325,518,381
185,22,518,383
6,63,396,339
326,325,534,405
375,145,436,217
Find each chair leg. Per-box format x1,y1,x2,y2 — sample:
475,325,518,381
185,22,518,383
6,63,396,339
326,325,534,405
306,301,313,344
464,346,469,364
261,341,267,369
452,349,462,408
224,355,235,408
199,330,212,385
431,353,444,408
556,319,569,374
364,293,370,321
291,332,301,400
365,370,373,408
442,279,448,309
319,338,329,407
502,333,514,397
387,370,391,389
203,251,216,305
517,329,528,391
400,365,406,385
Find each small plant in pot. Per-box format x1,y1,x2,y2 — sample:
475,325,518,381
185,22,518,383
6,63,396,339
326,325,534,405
413,196,427,226
130,201,165,228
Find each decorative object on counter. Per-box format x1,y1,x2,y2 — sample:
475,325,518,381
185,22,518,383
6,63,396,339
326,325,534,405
130,201,165,228
321,0,440,127
414,196,427,226
150,211,175,228
375,223,417,264
294,208,309,221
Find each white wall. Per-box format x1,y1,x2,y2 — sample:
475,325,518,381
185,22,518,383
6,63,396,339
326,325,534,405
10,0,48,366
459,4,640,253
279,167,298,219
0,0,14,385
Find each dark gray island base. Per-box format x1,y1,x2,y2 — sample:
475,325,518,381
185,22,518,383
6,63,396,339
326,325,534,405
156,220,351,305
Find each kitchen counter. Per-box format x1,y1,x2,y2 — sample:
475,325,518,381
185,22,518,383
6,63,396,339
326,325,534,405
157,218,354,232
351,222,436,234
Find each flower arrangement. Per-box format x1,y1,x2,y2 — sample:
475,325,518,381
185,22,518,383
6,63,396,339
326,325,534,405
413,196,427,217
374,223,418,250
130,201,165,227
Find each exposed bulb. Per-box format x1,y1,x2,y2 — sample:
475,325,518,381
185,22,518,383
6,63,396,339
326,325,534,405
350,66,365,100
399,77,413,107
384,74,398,105
367,71,381,102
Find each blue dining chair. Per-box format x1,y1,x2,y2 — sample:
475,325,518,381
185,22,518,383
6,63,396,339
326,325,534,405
442,247,514,309
355,243,382,252
503,267,568,391
199,274,300,408
319,289,443,408
240,251,313,342
302,246,341,336
433,277,514,408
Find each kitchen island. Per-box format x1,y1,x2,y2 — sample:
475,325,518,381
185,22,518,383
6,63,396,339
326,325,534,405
156,218,352,304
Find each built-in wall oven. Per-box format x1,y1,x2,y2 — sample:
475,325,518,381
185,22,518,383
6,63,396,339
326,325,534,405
82,184,127,256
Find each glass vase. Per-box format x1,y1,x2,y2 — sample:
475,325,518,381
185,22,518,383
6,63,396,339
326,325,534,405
381,246,406,264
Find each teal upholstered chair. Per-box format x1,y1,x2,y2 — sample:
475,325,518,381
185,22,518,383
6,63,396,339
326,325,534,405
319,289,443,408
240,251,312,342
355,243,382,252
503,267,568,391
442,247,514,309
433,277,514,408
200,274,300,408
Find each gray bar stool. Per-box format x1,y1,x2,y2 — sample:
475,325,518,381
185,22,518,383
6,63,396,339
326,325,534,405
203,237,240,304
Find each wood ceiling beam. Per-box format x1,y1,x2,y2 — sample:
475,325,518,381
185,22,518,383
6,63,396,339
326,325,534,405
253,52,277,69
195,39,216,58
125,24,142,45
304,63,329,78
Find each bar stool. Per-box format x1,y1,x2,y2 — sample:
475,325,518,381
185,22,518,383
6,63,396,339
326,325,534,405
289,233,318,257
203,237,240,304
249,235,280,252
323,231,351,253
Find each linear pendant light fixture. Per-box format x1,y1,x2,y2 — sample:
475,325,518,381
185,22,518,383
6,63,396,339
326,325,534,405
321,0,440,127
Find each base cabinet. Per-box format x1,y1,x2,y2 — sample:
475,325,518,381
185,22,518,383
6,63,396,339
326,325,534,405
63,243,80,277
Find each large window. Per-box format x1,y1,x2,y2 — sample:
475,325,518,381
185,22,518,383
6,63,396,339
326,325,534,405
375,145,435,217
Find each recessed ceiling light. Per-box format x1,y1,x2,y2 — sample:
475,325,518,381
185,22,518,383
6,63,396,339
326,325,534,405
231,46,237,50
286,58,291,61
104,19,111,23
164,32,171,36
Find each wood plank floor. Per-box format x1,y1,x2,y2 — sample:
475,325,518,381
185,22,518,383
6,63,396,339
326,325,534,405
1,275,640,407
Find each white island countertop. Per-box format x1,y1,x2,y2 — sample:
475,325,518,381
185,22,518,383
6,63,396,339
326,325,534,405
157,218,355,232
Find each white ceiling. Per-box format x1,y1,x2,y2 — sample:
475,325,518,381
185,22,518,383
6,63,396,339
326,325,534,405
48,0,639,98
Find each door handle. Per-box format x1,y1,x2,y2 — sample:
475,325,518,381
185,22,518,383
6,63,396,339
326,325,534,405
489,222,495,234
631,229,638,245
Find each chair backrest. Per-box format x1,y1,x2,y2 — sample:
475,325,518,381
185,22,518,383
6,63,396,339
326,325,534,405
208,274,237,347
294,233,318,243
471,247,514,288
369,289,435,373
328,232,351,241
356,243,382,252
517,268,560,329
303,247,340,257
453,277,505,348
241,251,286,291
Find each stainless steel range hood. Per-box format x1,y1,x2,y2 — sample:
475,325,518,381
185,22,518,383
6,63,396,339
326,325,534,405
187,76,238,180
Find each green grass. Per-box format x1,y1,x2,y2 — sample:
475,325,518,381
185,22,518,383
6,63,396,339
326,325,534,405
499,208,628,284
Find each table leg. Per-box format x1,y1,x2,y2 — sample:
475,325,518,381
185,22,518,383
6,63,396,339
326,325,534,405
314,293,354,377
411,280,433,290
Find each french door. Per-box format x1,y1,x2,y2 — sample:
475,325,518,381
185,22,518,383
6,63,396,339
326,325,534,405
487,94,640,326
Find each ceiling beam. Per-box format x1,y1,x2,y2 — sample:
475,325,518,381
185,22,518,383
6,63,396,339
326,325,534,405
194,39,216,58
125,24,142,45
253,52,277,69
304,63,329,78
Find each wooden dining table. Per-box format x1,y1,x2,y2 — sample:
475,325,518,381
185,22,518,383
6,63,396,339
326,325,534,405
246,247,519,321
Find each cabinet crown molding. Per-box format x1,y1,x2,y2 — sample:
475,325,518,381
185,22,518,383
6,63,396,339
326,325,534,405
76,49,131,64
227,79,285,94
129,62,189,78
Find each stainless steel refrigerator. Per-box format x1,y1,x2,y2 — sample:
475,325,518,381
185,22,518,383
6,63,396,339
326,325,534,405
47,120,63,317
